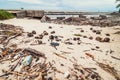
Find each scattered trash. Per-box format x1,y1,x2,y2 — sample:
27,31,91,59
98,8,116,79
64,71,70,79
23,48,46,58
50,42,59,50
22,55,32,66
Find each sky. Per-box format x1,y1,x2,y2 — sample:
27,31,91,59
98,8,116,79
0,0,118,12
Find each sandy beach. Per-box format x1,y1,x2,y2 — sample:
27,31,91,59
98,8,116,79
0,18,120,80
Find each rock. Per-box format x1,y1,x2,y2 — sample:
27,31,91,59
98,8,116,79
39,35,43,39
77,37,80,40
27,33,33,37
99,15,107,19
96,46,100,49
89,36,93,40
83,36,87,38
73,37,77,41
32,30,36,34
35,36,40,39
96,30,101,34
64,17,82,22
103,37,110,42
54,36,58,39
79,14,86,18
80,30,84,32
43,31,48,35
49,26,52,29
41,15,51,22
48,77,53,80
90,28,93,30
49,35,54,41
51,31,55,34
106,33,110,36
38,40,42,44
92,30,96,33
95,37,102,42
57,17,65,20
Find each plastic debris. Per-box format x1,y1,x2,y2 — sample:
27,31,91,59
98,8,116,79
22,55,32,66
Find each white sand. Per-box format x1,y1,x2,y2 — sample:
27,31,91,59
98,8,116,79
0,18,120,80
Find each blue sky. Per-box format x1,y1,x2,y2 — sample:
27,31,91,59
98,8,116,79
0,0,118,12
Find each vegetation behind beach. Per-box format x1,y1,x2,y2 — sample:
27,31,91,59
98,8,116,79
0,10,14,20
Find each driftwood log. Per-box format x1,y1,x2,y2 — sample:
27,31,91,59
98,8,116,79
23,48,46,58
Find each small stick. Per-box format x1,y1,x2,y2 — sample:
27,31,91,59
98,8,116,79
53,52,67,60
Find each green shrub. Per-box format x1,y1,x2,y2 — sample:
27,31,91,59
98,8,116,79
0,10,14,20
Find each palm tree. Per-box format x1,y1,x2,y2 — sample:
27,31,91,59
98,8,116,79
116,0,120,12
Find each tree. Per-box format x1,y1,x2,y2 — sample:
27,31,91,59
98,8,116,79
116,0,120,12
21,7,24,10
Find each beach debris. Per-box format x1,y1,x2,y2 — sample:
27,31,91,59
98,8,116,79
111,56,120,60
106,33,110,36
23,48,45,58
51,31,55,34
114,31,120,34
22,55,32,66
96,30,101,34
49,35,54,42
4,33,21,46
90,28,93,30
92,30,97,33
97,62,120,80
39,34,44,39
32,30,36,34
34,72,42,80
48,26,52,29
68,62,103,80
85,53,94,60
43,31,48,35
64,41,73,45
64,71,70,79
95,36,102,42
73,34,82,36
41,15,51,22
96,46,100,49
49,35,61,42
53,52,67,59
80,30,84,32
103,37,110,42
83,35,87,38
89,36,93,40
50,42,59,50
27,33,34,37
73,37,77,41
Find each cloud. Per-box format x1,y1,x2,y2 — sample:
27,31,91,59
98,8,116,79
1,0,117,11
7,0,43,4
